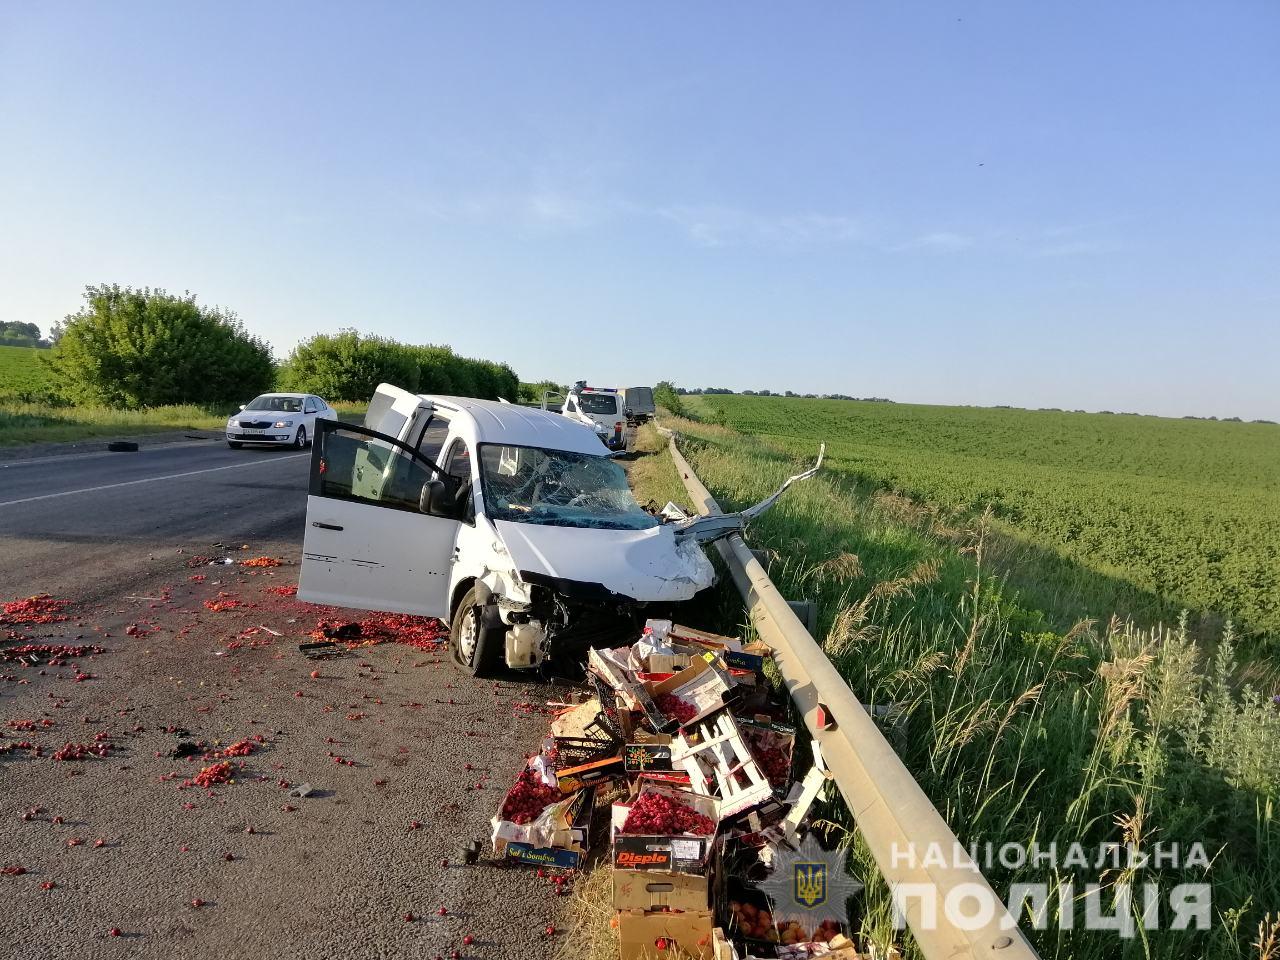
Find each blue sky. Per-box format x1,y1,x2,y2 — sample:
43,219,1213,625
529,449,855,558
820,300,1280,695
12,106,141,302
2,2,1277,419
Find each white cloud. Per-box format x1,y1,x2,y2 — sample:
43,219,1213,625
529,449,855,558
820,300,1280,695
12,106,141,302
892,231,975,252
655,204,862,248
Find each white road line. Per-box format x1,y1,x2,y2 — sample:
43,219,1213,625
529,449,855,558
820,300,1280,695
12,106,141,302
0,454,309,508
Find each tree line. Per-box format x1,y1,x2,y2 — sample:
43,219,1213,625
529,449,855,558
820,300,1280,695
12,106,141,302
36,285,520,409
0,321,51,348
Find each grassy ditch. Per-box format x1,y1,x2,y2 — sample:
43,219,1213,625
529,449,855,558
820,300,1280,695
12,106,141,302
659,413,1280,959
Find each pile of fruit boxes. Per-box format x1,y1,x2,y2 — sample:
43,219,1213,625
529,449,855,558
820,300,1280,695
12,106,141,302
489,620,868,960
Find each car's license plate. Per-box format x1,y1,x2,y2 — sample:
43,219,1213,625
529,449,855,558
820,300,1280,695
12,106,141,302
241,428,264,434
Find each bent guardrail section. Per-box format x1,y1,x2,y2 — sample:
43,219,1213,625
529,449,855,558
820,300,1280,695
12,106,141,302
660,427,1040,960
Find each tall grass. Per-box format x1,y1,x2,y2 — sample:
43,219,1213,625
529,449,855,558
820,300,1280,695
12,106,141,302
665,416,1280,960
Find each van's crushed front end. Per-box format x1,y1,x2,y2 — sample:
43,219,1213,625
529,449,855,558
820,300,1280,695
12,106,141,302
469,441,822,671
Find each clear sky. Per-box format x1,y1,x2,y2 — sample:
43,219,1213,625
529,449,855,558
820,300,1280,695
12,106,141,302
2,2,1277,419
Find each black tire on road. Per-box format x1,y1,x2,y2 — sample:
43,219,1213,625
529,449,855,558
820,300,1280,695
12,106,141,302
294,426,308,449
450,586,501,678
106,441,139,452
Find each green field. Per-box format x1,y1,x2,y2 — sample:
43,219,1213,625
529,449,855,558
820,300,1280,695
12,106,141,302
650,409,1280,959
0,343,54,403
686,395,1280,650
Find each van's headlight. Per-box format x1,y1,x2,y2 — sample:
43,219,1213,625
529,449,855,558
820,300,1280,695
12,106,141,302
274,420,293,428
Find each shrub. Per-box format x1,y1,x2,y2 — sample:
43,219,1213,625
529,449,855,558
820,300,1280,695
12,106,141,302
280,330,519,402
47,285,273,408
654,380,686,417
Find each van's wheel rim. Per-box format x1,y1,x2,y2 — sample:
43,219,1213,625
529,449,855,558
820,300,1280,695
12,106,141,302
295,426,307,449
456,608,479,666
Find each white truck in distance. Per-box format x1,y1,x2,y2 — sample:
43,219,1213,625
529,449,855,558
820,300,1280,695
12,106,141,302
298,383,822,676
545,382,631,452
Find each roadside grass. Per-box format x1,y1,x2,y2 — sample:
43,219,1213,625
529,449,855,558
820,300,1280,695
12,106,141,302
665,412,1280,959
0,401,368,447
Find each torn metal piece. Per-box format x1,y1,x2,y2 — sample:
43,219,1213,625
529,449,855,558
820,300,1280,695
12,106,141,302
670,444,824,544
658,501,692,522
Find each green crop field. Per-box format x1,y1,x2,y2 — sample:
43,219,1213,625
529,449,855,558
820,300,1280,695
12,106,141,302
0,344,54,403
686,394,1280,650
635,412,1280,959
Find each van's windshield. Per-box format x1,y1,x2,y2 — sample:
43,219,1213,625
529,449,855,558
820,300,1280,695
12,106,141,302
478,444,657,531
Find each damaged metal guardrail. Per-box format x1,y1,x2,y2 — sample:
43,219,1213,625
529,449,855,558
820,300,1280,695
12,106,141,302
659,427,1041,960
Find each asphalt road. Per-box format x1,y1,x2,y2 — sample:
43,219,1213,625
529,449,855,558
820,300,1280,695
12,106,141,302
0,440,312,602
0,439,584,960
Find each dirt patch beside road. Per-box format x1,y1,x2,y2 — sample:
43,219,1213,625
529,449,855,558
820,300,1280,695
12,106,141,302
1,558,578,960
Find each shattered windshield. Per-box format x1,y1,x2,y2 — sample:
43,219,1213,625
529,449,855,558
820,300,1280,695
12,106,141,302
479,444,658,531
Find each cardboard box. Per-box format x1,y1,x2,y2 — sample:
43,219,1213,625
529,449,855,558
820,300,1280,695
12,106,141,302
647,652,692,674
646,658,735,715
669,624,769,674
625,741,674,773
613,869,710,912
555,753,625,792
613,782,720,875
617,908,715,960
492,785,593,868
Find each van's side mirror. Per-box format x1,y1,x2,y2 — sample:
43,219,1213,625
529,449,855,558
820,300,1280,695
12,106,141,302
419,479,453,518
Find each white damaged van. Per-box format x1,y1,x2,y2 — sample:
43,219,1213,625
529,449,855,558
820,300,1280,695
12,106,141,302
298,383,820,675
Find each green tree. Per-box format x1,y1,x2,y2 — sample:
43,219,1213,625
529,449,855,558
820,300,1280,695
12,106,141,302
653,380,685,416
0,321,48,347
47,285,274,408
282,331,520,402
280,330,420,401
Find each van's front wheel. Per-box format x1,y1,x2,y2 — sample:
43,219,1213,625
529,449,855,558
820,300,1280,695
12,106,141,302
450,586,501,677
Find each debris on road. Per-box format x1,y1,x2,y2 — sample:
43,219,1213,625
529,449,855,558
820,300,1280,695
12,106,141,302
1,594,72,626
486,619,852,959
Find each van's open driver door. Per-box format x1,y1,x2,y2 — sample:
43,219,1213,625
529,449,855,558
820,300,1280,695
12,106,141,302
299,420,457,618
